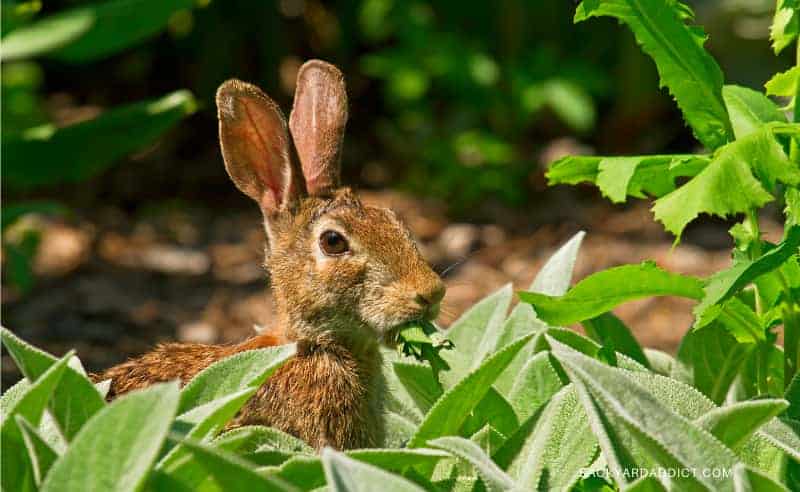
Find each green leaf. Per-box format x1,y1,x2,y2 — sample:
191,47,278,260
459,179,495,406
461,387,519,439
695,226,800,329
765,66,800,97
723,85,787,139
179,344,295,413
3,90,197,190
786,373,800,420
1,352,71,492
771,0,800,54
41,381,180,492
507,352,564,421
758,417,800,462
549,337,739,490
160,434,298,491
653,126,799,238
273,449,449,490
495,231,583,396
507,385,597,492
695,399,790,449
210,425,312,467
519,261,704,325
674,322,755,404
428,436,514,492
582,312,650,368
16,415,59,486
786,187,800,228
408,333,534,447
392,361,442,415
575,0,732,150
1,0,197,62
546,155,602,185
1,327,105,440
732,463,789,492
322,448,427,492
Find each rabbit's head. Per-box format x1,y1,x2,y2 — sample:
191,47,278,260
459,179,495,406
216,60,445,347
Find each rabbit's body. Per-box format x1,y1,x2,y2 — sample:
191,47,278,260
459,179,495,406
93,61,443,450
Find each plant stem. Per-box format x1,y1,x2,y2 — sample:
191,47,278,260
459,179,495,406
745,210,764,315
785,304,800,388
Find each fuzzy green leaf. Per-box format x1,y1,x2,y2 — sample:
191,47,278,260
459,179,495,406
723,85,787,139
409,333,534,447
16,416,60,487
695,399,790,449
179,344,295,413
1,327,105,440
519,261,704,325
507,352,564,421
428,436,514,492
732,463,789,492
41,381,180,492
575,0,732,150
582,312,650,368
322,448,427,492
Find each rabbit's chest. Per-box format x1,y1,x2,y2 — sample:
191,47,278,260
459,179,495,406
235,348,385,450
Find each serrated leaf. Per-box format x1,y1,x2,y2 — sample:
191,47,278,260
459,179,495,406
732,463,789,492
322,448,426,492
1,0,197,62
653,126,799,238
694,226,800,329
508,385,597,492
695,399,789,449
179,344,295,413
549,337,739,490
41,381,180,492
771,0,800,54
16,415,59,486
582,312,649,368
428,436,513,492
575,0,732,150
1,327,105,439
765,66,800,97
3,90,197,191
1,352,71,492
519,261,703,325
723,85,787,139
409,333,534,447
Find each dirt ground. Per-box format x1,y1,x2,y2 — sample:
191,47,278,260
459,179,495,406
5,189,780,387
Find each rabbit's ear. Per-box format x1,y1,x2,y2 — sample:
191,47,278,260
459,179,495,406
217,79,298,214
289,60,348,196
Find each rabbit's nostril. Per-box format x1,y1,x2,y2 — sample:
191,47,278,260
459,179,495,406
416,283,446,307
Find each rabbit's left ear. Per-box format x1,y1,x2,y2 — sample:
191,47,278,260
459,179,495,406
289,60,348,196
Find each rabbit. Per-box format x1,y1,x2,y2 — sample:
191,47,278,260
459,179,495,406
91,60,446,450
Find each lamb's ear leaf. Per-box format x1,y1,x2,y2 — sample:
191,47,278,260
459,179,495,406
321,448,428,492
732,463,790,491
289,60,348,196
16,416,60,486
1,327,105,439
217,79,297,214
694,399,789,449
427,436,514,492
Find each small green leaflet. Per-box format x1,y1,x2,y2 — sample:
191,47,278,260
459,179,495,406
771,0,800,54
694,225,800,329
722,85,786,139
765,66,800,98
518,261,704,326
575,0,732,150
395,320,454,377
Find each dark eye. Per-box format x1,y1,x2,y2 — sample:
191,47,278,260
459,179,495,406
320,230,349,256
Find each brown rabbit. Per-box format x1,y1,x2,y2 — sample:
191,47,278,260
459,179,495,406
92,60,445,450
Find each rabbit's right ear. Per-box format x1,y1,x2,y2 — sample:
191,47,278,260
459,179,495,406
216,79,297,215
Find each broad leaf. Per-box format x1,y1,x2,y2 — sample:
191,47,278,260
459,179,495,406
1,327,105,439
322,448,427,492
409,333,534,447
428,436,514,492
1,0,197,62
507,351,564,421
3,90,197,190
549,337,739,490
179,344,295,413
765,66,800,98
695,399,789,449
582,312,649,368
732,463,789,492
519,261,703,325
41,381,180,492
653,126,799,238
723,85,786,139
392,361,442,415
16,416,59,486
575,0,732,150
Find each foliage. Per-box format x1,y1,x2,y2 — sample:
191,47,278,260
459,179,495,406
3,226,799,490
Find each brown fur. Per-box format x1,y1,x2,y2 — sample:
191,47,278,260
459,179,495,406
91,61,444,450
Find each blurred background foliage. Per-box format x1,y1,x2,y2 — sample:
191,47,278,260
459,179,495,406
0,0,794,291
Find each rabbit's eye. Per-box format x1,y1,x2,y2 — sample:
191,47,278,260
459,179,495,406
320,230,349,256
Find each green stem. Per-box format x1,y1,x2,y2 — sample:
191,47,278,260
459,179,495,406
792,41,800,161
785,304,800,389
745,210,764,315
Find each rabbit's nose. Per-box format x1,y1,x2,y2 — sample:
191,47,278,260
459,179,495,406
416,282,446,308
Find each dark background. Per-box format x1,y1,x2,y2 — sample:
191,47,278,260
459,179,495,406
1,0,792,384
